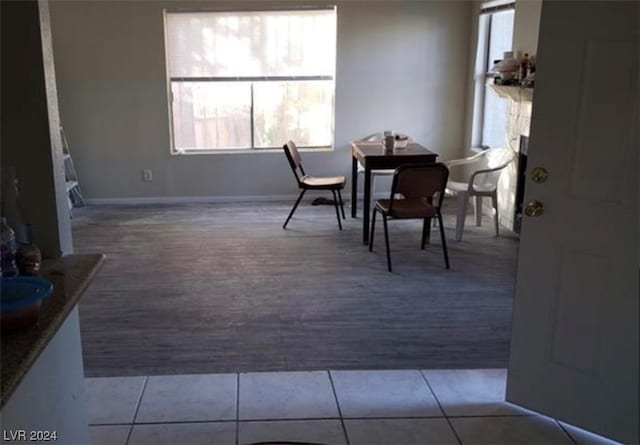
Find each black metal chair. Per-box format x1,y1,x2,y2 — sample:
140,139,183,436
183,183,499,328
282,140,346,230
369,163,450,271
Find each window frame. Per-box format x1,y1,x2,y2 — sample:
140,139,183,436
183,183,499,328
471,2,515,150
163,7,337,155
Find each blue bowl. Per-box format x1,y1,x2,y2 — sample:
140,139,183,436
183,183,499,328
1,276,53,313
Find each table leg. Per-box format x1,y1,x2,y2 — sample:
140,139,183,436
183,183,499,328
362,166,372,244
351,155,358,218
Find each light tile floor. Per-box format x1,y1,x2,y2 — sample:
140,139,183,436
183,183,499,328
86,369,623,445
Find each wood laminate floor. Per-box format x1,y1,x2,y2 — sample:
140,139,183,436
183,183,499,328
72,200,519,377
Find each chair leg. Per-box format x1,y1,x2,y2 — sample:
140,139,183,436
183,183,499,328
475,196,483,226
432,191,442,229
438,212,450,269
369,208,377,251
370,175,376,211
421,218,430,249
332,190,343,230
492,193,499,237
455,192,469,241
352,170,361,218
337,189,346,220
283,189,306,229
382,214,392,272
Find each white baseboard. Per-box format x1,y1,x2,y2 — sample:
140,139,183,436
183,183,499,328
83,192,382,206
84,194,299,205
84,191,389,205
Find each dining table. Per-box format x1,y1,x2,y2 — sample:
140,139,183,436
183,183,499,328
351,140,439,244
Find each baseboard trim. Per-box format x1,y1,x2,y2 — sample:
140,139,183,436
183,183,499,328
83,192,385,206
84,195,300,205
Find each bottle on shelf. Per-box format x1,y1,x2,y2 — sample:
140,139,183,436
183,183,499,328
16,224,42,276
519,53,530,85
529,55,536,73
1,217,19,277
1,168,27,243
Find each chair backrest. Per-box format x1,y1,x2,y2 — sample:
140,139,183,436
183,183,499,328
470,148,514,190
283,140,306,183
389,163,449,212
482,148,514,170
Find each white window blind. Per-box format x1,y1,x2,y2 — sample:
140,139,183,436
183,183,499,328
166,10,336,78
164,8,337,152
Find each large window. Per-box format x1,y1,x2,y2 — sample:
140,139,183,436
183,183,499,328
164,8,337,152
472,3,514,149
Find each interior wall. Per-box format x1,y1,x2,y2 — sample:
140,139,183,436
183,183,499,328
48,0,472,201
513,0,542,55
0,0,72,257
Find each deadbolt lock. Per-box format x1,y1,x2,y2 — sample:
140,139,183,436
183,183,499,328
530,167,549,183
524,200,544,217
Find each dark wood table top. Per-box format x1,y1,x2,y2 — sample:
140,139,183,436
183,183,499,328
351,141,438,169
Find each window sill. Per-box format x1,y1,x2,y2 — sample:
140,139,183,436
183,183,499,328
171,147,334,156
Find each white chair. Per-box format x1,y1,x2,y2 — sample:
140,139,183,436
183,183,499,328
445,148,514,241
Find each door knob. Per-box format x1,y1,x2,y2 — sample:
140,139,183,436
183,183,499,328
530,167,548,183
524,200,544,217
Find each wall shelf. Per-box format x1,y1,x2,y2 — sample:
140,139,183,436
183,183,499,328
488,84,534,103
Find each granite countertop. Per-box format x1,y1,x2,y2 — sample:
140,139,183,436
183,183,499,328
1,253,105,407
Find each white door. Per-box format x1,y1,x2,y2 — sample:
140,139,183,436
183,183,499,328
507,1,638,444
